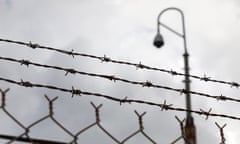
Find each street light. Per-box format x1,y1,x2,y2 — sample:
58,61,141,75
153,7,196,144
153,32,164,48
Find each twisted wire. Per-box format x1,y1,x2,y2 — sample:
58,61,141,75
0,77,240,121
0,56,239,103
0,38,239,88
0,89,165,144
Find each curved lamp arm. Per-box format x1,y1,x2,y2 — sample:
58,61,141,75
156,7,188,53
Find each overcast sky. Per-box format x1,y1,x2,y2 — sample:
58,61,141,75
1,0,240,143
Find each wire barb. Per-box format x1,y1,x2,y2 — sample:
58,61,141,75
136,62,146,69
103,75,116,82
20,79,33,87
161,100,173,111
180,89,187,95
65,68,77,76
170,69,178,76
142,80,153,87
216,94,227,101
71,86,81,97
67,49,75,58
28,41,40,49
200,74,211,81
119,96,129,105
19,59,30,67
230,82,239,88
101,55,111,62
200,108,212,120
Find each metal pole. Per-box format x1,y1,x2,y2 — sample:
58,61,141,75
156,7,196,144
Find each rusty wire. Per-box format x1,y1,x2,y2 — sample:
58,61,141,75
0,38,240,88
0,78,240,122
0,56,239,104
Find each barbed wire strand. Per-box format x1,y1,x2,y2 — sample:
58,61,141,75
0,38,235,144
0,38,239,88
0,56,239,104
0,77,240,122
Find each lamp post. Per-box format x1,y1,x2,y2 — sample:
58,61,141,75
153,7,196,144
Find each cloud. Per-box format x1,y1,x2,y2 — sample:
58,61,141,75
0,0,240,143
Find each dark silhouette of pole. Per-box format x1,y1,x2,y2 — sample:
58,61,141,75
153,7,196,144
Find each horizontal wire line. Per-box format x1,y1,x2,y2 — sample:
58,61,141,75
0,134,68,144
0,76,240,121
0,38,239,88
0,56,239,103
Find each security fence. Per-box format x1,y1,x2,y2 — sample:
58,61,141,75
0,38,236,144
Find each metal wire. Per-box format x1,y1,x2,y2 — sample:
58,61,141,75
0,88,230,143
0,56,239,104
0,38,233,143
0,38,239,88
0,89,169,144
0,78,239,122
215,122,227,144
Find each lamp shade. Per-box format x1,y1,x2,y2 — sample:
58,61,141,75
153,33,164,48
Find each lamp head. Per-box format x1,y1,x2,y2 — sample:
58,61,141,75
153,32,164,48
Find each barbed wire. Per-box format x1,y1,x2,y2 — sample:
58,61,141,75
0,38,239,89
0,38,235,144
0,56,239,104
0,77,240,122
0,88,229,144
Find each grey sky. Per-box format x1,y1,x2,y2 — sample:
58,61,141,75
0,0,240,143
